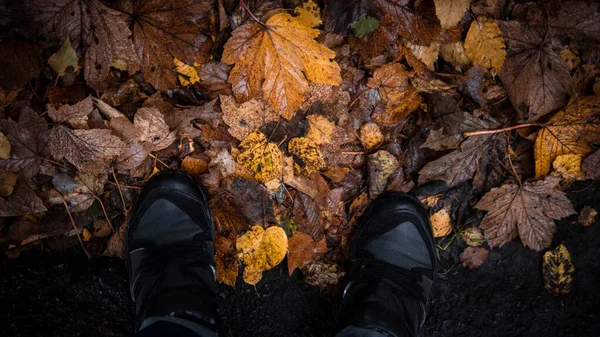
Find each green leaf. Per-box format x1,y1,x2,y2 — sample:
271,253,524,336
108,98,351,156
350,14,380,38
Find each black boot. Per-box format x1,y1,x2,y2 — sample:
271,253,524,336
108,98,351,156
337,192,437,337
126,171,218,332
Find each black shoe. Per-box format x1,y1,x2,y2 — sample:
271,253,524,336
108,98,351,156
337,192,437,337
126,171,218,331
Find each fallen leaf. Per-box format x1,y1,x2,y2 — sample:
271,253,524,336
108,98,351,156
199,61,232,92
49,172,107,212
289,137,326,176
543,244,575,296
368,150,399,199
578,206,597,227
225,178,274,226
47,96,93,129
359,123,383,150
435,0,470,29
0,105,49,178
0,182,47,217
461,226,484,247
165,99,218,139
236,225,288,285
0,168,17,197
236,131,283,183
422,128,461,151
222,12,341,119
0,132,11,159
293,191,326,241
551,154,584,181
583,150,600,179
220,95,278,141
464,17,506,76
294,0,322,28
475,176,576,251
405,42,440,70
460,246,488,269
534,96,600,178
301,262,344,286
173,58,200,86
430,207,453,238
129,0,215,91
367,63,421,125
375,0,442,45
102,221,127,258
181,156,209,176
306,115,335,145
49,126,124,174
350,14,379,38
439,42,471,69
287,232,328,275
211,149,236,179
215,233,239,287
82,228,92,242
211,195,250,235
48,38,79,77
546,2,600,46
498,20,573,121
0,37,43,91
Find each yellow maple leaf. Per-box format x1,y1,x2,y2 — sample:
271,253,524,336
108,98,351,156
222,13,341,120
173,58,200,86
294,0,322,28
551,154,585,181
464,17,506,76
288,137,326,176
236,131,283,183
236,225,288,285
535,96,600,178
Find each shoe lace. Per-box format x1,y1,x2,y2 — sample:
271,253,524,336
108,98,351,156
347,258,427,305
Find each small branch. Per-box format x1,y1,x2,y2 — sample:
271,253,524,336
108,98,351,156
463,123,542,138
112,168,128,219
93,195,114,232
51,189,92,259
341,151,365,155
149,153,169,168
240,0,263,24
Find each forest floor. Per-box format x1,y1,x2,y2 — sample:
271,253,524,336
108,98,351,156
1,181,598,337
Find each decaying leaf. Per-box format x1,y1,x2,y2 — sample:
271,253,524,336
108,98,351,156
48,38,79,77
181,156,209,176
287,232,327,275
350,14,379,38
305,115,335,145
435,0,470,29
551,154,584,181
301,262,344,286
583,150,600,179
236,131,283,183
439,42,471,69
0,168,17,197
464,17,505,76
543,244,575,296
49,172,107,212
460,246,488,269
236,225,288,285
222,12,341,119
475,176,575,251
430,206,452,238
0,132,11,160
102,222,127,258
48,96,93,129
174,58,200,86
578,206,597,227
368,150,399,199
294,0,322,28
220,95,278,141
288,137,326,176
534,96,600,178
0,182,46,217
359,123,383,150
461,226,484,247
215,233,239,287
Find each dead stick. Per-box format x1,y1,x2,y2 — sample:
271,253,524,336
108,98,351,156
112,168,128,219
239,0,263,24
51,189,92,259
463,123,542,137
93,195,115,232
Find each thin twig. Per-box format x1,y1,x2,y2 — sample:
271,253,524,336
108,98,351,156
240,0,263,24
506,133,522,187
92,195,114,232
341,151,365,155
463,123,542,137
348,90,368,110
112,168,128,219
106,180,141,190
40,156,71,170
50,189,92,259
149,153,169,168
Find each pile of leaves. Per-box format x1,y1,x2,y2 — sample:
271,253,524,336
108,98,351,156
0,0,598,291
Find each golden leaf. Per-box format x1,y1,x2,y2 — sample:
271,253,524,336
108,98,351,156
578,206,597,227
82,228,92,242
535,96,600,178
236,225,288,285
294,0,322,28
222,12,341,119
288,137,326,176
359,123,384,150
220,95,278,141
434,0,471,29
440,42,471,69
551,154,584,181
236,131,283,183
181,156,209,176
173,58,200,86
543,244,575,296
48,38,79,77
305,115,334,145
464,17,506,76
430,207,452,238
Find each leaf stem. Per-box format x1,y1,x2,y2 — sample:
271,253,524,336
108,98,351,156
239,0,262,24
463,123,542,137
51,189,92,259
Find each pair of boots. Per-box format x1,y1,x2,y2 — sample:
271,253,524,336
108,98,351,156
127,171,437,337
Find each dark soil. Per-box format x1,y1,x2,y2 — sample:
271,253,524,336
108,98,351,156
1,182,599,337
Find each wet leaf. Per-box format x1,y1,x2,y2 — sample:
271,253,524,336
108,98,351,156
236,225,288,285
439,42,471,69
288,137,326,176
48,96,93,129
359,123,383,150
305,115,335,145
368,150,399,199
460,246,488,269
301,262,344,286
435,0,470,29
551,154,584,181
430,206,452,238
287,232,327,275
475,176,576,251
534,96,600,178
578,206,597,227
215,233,239,287
225,178,274,226
181,156,209,177
464,17,506,76
236,131,283,183
48,38,79,78
461,226,484,247
0,182,46,217
294,0,322,28
350,14,379,38
222,12,341,119
49,172,107,212
0,132,11,160
375,0,442,45
583,150,600,179
220,95,278,141
543,244,575,296
173,58,200,86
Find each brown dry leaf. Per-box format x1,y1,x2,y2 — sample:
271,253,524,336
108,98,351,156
222,12,341,119
497,20,573,121
47,38,79,78
551,154,584,181
543,244,575,296
578,206,597,227
464,17,506,76
0,105,49,178
215,233,239,287
225,178,274,226
583,150,600,179
359,123,383,150
129,0,215,91
220,95,278,141
461,226,484,247
165,99,218,139
435,0,470,29
0,38,43,91
460,246,489,269
0,168,17,197
367,63,421,125
29,0,139,90
293,191,326,241
439,42,471,69
375,0,442,45
287,232,327,275
475,176,576,251
405,42,440,70
0,182,46,217
305,115,335,145
173,58,200,86
236,131,283,183
301,262,344,286
49,126,124,174
236,225,288,285
181,156,209,176
199,62,232,92
49,172,107,212
102,222,127,258
368,150,399,199
288,137,326,176
295,0,322,28
534,96,600,178
47,96,93,129
0,132,11,160
430,207,452,238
